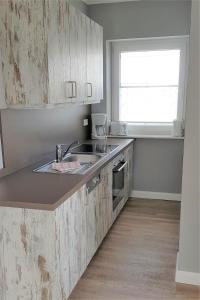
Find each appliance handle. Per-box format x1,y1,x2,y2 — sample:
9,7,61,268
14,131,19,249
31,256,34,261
113,161,127,173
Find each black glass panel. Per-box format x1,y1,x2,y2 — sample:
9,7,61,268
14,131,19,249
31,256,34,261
71,144,118,154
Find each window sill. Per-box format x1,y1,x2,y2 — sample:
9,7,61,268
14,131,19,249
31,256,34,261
108,135,184,140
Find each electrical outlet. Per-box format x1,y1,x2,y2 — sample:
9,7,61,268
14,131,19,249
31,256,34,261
83,119,88,127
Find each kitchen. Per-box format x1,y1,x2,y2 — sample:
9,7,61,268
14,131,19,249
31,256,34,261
0,0,199,299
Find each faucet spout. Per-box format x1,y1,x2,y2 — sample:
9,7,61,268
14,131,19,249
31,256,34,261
63,140,79,158
56,140,79,162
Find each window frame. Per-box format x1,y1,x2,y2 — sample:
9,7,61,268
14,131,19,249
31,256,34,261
111,36,189,136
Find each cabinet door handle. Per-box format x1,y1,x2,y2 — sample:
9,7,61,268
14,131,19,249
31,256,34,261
66,81,74,99
87,83,92,98
73,81,77,98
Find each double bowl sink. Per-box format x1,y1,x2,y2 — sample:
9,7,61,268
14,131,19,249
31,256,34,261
33,144,118,175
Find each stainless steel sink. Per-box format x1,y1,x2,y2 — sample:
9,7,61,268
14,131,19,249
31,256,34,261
33,153,105,175
63,154,102,163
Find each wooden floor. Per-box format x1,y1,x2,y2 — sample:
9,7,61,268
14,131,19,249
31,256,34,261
70,199,200,300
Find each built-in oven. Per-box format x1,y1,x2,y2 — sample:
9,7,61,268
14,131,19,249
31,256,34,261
112,155,127,211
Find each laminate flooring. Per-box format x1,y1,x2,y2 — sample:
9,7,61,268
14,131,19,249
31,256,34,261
70,198,200,300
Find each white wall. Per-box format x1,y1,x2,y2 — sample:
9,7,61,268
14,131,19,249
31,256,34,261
178,0,200,275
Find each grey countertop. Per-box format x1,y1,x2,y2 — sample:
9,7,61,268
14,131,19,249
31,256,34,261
0,138,134,211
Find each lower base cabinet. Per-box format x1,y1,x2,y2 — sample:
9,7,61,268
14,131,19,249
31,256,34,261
124,144,134,204
86,163,113,265
55,187,88,298
0,144,133,299
86,181,98,263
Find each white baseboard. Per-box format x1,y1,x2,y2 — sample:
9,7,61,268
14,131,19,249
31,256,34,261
175,252,200,286
130,190,181,201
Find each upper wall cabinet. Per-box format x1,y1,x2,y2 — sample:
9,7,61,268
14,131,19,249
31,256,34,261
0,0,103,109
0,0,49,108
85,17,103,104
47,0,71,105
69,5,87,103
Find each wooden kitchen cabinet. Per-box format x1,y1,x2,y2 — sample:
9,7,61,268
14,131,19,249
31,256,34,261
85,165,113,265
0,0,103,109
95,166,112,247
98,164,113,234
47,0,71,104
0,0,49,108
0,50,6,109
85,180,98,264
85,17,103,104
0,0,70,108
55,186,87,298
124,144,133,205
69,4,87,103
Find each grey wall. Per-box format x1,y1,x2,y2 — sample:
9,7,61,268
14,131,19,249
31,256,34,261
89,0,191,40
178,0,200,274
0,0,90,178
133,139,184,194
89,0,191,194
69,0,88,14
0,105,89,178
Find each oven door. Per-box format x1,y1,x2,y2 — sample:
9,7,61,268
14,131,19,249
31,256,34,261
112,160,127,211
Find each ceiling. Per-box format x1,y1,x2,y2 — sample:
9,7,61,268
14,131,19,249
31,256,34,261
83,0,139,5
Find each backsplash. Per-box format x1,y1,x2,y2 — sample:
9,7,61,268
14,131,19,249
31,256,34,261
0,104,90,178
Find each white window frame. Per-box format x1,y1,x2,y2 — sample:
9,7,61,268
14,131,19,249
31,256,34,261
111,36,189,136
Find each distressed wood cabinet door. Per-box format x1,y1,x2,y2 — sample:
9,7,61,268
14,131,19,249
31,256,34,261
47,0,72,104
96,22,103,102
0,50,6,109
85,17,103,104
69,4,87,103
128,145,133,195
55,186,87,298
0,207,56,300
0,0,49,108
124,145,133,204
104,163,113,230
96,165,113,246
95,175,106,248
85,166,113,264
66,188,87,293
86,185,98,265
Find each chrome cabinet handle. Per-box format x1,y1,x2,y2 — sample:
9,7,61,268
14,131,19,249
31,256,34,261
73,81,77,98
67,81,77,99
87,83,92,98
66,81,74,99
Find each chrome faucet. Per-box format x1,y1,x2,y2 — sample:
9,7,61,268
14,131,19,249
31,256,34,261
56,140,79,162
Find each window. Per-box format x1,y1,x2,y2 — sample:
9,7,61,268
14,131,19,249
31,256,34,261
111,37,189,136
